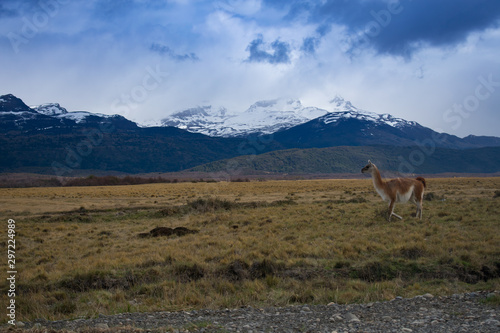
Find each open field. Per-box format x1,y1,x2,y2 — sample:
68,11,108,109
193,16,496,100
1,177,499,322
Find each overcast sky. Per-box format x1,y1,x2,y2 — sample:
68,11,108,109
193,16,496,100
1,0,499,137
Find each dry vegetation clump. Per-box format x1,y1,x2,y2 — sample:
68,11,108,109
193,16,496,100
0,178,499,322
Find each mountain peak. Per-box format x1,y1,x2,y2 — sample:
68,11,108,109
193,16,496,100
324,96,419,129
0,94,34,112
320,109,417,129
162,105,232,133
32,103,68,116
170,106,211,118
161,98,328,137
329,96,358,112
247,98,303,113
169,105,231,119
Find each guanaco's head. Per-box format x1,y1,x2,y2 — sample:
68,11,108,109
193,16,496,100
361,160,376,174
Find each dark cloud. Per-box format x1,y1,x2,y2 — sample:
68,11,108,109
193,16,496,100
150,43,199,62
271,0,500,57
301,36,320,54
246,35,291,64
359,0,500,57
0,4,17,18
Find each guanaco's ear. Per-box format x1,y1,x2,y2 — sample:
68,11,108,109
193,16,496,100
368,160,372,164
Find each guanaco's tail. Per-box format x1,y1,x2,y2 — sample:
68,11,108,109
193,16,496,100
415,177,426,188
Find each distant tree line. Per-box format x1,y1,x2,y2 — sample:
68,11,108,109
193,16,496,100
63,175,250,186
63,175,173,186
0,174,252,188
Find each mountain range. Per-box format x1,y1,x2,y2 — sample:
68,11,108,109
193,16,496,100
161,98,328,137
0,94,138,133
1,93,499,176
161,96,500,149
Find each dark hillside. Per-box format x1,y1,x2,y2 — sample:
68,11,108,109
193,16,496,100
191,146,500,175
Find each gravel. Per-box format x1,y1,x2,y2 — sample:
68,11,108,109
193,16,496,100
10,291,500,332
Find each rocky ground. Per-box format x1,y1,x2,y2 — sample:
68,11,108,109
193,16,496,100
8,291,500,333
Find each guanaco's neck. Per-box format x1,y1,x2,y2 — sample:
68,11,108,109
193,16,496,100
371,165,385,190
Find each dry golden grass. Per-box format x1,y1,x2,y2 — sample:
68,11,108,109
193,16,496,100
1,177,499,321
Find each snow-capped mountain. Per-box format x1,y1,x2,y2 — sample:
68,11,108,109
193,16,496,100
326,96,418,129
161,98,328,137
226,99,328,137
161,105,234,136
2,93,500,175
59,111,123,124
32,103,68,116
272,97,453,149
0,94,71,132
1,94,137,132
158,95,500,149
160,95,421,138
32,102,126,124
329,95,358,112
0,94,34,112
321,111,417,128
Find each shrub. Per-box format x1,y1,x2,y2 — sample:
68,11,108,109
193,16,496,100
53,299,77,315
352,261,400,282
174,263,205,282
424,192,445,201
59,270,136,292
219,260,250,281
398,246,427,260
249,259,279,279
187,198,235,213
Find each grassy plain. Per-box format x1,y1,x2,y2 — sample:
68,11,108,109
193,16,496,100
1,177,499,322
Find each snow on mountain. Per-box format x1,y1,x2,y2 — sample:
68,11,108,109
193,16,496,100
325,96,417,129
31,102,117,124
329,95,358,112
56,111,115,123
222,99,328,137
32,103,68,116
161,105,234,136
3,93,421,136
160,96,419,137
1,94,138,132
161,98,328,137
320,110,418,128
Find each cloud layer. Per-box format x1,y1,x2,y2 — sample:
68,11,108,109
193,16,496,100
0,0,499,137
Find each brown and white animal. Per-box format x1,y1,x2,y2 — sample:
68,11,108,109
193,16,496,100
361,160,426,221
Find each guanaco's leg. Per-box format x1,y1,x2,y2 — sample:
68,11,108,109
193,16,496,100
388,201,403,221
416,201,423,219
